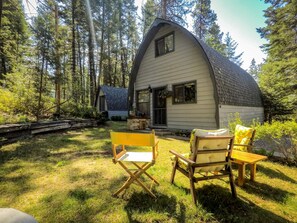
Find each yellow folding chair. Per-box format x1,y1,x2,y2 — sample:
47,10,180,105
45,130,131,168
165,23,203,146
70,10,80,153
110,130,159,198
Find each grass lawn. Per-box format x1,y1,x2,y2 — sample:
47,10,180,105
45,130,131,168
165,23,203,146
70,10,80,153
0,121,296,223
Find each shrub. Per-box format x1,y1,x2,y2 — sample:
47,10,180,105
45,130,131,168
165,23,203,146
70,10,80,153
111,116,122,121
227,113,245,134
255,121,297,164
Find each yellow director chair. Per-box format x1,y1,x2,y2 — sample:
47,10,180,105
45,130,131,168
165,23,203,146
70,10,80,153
110,130,159,198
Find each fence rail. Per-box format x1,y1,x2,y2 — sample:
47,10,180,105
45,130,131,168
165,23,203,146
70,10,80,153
0,119,99,146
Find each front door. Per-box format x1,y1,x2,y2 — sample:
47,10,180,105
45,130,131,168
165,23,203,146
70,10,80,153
153,87,167,126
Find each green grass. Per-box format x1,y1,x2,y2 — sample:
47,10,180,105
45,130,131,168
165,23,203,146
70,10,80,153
0,121,296,223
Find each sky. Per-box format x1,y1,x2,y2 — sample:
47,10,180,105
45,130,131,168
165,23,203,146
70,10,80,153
135,0,268,70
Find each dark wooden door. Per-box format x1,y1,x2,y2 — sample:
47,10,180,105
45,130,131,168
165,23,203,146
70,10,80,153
153,87,167,126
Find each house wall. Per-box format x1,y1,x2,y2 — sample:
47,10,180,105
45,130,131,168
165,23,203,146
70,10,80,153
219,105,264,128
135,25,217,130
97,90,107,112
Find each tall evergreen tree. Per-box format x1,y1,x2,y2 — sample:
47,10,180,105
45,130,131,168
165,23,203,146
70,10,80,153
257,0,297,119
141,0,157,37
0,0,28,79
191,0,216,40
156,0,194,26
206,23,226,55
224,32,243,66
248,58,260,82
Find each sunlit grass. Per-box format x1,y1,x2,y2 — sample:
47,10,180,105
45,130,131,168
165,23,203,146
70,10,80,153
0,121,296,222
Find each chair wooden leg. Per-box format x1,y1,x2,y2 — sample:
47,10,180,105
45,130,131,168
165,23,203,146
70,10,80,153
189,168,197,205
170,159,178,184
229,168,237,198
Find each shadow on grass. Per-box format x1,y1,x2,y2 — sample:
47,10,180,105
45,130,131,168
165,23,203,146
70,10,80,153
125,192,186,223
257,165,296,184
241,180,294,202
196,185,291,223
0,129,113,165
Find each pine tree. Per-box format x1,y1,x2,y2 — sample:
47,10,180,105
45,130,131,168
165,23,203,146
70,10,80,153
0,0,29,79
206,23,226,55
224,32,243,66
156,0,194,26
248,58,260,82
191,0,216,40
141,0,157,37
257,0,297,119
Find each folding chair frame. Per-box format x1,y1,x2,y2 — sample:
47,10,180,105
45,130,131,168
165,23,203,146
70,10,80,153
111,131,159,198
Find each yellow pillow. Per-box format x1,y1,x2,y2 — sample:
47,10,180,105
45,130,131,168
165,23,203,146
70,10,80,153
234,125,254,151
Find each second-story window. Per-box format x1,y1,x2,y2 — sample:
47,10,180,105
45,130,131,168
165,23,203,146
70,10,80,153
155,32,174,57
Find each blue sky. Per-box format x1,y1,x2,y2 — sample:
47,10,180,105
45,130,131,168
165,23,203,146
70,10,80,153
211,0,268,69
136,0,268,69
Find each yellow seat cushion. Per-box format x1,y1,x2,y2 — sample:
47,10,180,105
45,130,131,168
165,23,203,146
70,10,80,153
234,125,254,151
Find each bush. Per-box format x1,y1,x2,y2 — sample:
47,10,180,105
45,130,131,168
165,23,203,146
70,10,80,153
254,121,297,164
111,116,122,121
227,113,245,134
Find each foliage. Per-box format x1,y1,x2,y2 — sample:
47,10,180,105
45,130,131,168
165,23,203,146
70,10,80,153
0,0,29,78
227,112,245,134
257,0,297,120
191,0,217,41
248,58,261,82
224,32,243,66
111,116,122,121
254,120,297,164
155,0,194,26
0,69,55,121
0,122,296,222
141,0,158,36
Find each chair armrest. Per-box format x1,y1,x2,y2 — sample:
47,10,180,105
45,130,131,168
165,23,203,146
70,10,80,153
169,150,195,165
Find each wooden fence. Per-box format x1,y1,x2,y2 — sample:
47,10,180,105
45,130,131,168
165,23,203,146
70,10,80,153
0,119,98,146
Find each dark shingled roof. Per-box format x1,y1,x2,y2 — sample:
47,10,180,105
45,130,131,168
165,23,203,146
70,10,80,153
128,18,263,109
100,85,128,111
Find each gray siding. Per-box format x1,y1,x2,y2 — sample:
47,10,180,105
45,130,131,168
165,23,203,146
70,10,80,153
219,105,264,128
135,25,217,130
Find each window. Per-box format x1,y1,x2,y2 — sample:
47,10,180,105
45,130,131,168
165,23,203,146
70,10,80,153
137,90,150,116
155,32,174,57
173,81,196,104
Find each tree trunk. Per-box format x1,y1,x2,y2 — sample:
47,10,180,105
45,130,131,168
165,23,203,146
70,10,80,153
98,2,105,87
72,0,78,103
54,4,61,116
88,27,96,106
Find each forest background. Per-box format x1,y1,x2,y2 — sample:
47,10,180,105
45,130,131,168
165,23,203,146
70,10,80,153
0,0,296,123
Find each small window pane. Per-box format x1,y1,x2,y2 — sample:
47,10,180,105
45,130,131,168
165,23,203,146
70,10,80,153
155,32,174,57
137,90,150,116
165,34,174,52
173,81,196,104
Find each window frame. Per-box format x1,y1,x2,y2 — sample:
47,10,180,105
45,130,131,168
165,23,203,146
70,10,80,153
172,80,197,104
155,32,175,57
136,89,151,117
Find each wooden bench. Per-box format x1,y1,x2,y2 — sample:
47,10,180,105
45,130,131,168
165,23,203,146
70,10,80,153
231,150,267,186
